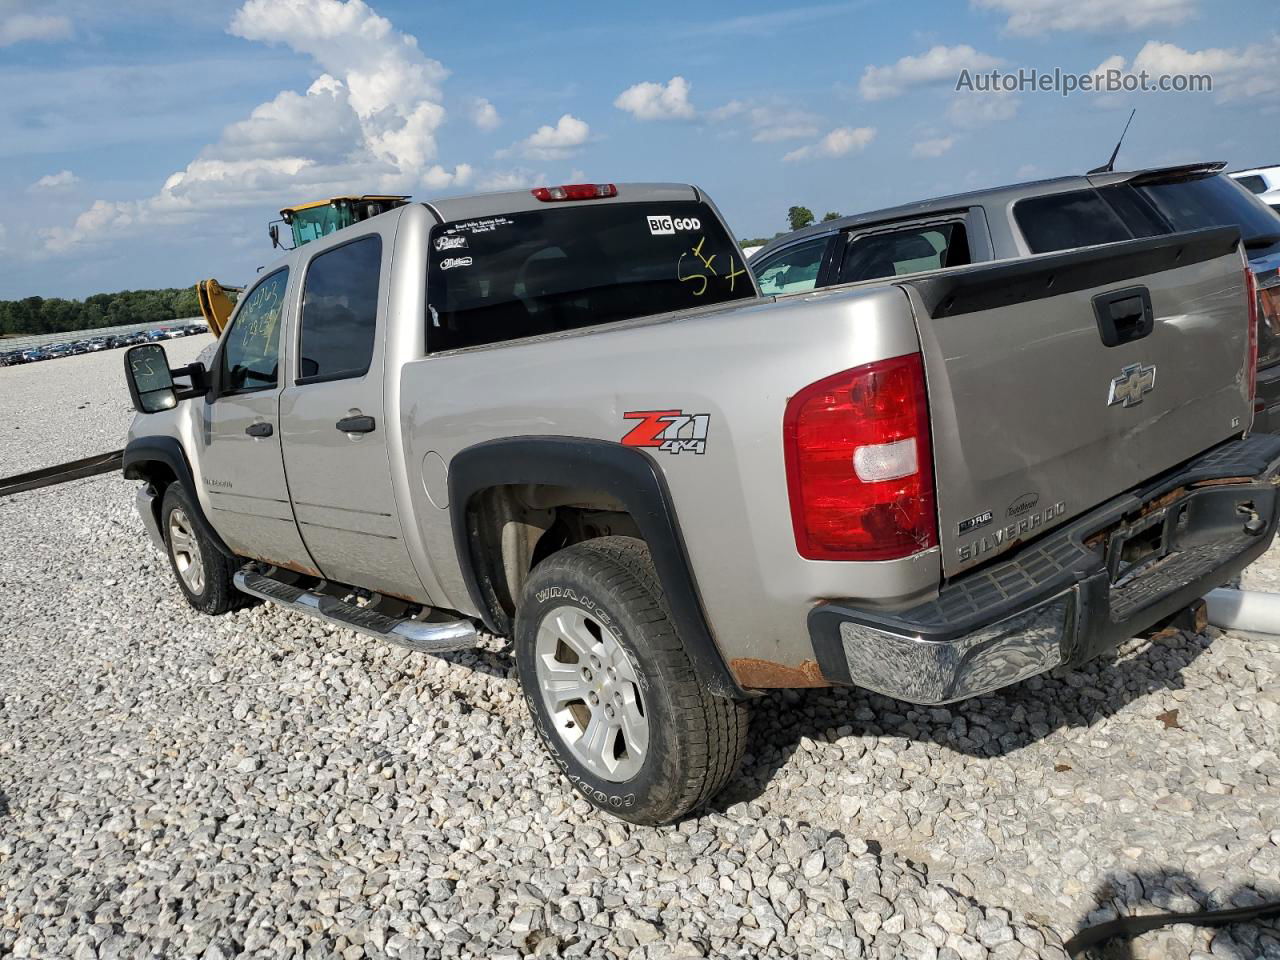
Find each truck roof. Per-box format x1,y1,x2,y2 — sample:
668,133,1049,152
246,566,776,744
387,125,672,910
427,182,700,222
755,161,1229,260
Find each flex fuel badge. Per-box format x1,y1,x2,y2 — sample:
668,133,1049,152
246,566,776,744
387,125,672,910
622,410,710,455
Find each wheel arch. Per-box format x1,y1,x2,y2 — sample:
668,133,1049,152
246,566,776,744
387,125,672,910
122,435,235,558
447,436,747,699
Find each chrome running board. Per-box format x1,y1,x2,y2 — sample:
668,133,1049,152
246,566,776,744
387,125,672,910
233,567,478,654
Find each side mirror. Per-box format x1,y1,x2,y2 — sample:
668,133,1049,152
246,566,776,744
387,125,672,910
124,343,177,413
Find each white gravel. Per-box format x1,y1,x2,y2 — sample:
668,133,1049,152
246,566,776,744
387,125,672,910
1,349,1279,960
0,336,211,475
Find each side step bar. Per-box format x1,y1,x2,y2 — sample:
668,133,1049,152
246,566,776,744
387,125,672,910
233,568,478,654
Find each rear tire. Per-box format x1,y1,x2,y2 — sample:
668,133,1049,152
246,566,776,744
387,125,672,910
515,536,748,825
160,484,246,615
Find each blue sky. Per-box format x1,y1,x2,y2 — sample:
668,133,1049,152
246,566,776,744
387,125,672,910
1,0,1278,299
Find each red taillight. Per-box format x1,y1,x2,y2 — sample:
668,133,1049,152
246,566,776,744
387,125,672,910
531,183,617,202
783,353,937,561
1246,264,1259,412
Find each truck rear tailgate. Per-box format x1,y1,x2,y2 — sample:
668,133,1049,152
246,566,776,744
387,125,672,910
901,226,1252,577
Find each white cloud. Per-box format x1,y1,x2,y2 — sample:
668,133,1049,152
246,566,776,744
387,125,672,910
46,0,476,252
31,170,80,191
947,91,1019,128
0,12,72,47
709,99,821,142
477,168,547,192
422,163,473,190
614,76,696,120
783,126,876,163
911,136,955,158
1096,39,1280,102
971,0,1196,36
509,114,590,160
471,97,501,131
860,45,1002,101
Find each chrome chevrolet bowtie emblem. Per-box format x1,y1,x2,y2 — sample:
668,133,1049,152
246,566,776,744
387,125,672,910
1107,362,1157,408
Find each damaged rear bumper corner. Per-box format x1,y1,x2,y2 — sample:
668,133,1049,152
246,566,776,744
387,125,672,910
806,433,1280,705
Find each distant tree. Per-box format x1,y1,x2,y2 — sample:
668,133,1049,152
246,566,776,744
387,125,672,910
787,206,815,232
821,211,842,222
0,286,207,337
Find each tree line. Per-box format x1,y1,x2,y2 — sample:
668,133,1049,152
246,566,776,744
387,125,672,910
739,206,841,249
0,287,202,337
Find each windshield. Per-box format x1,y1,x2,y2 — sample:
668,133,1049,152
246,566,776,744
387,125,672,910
1127,174,1280,245
425,201,755,352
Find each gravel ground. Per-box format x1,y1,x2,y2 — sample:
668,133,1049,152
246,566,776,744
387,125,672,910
1,350,1279,960
0,336,210,475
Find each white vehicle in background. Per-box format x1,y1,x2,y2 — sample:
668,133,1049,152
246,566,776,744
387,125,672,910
741,244,763,259
1231,165,1280,214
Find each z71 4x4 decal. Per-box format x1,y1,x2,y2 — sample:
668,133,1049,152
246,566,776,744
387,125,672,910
621,410,710,455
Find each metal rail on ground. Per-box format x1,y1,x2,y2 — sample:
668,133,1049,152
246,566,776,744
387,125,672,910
0,450,123,497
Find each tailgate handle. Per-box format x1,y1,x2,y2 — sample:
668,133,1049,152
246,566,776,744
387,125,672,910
1093,286,1154,347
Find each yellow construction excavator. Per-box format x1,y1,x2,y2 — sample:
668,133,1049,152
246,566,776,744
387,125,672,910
195,194,411,335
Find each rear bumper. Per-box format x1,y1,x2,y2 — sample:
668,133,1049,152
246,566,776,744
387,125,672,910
809,434,1280,705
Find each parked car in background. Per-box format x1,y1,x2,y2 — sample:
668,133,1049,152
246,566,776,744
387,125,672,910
752,162,1280,431
1232,165,1280,213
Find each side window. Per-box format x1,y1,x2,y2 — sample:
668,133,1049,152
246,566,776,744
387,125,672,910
298,235,382,383
221,268,288,394
838,223,970,284
1014,189,1136,254
1236,175,1268,195
752,238,830,295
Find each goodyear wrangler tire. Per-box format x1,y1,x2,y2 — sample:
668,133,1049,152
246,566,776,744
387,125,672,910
160,484,248,616
515,536,748,825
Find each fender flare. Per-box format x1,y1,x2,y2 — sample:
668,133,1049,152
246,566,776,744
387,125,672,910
122,435,235,557
448,436,748,699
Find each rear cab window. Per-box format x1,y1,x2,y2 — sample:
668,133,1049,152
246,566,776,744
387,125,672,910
425,201,754,352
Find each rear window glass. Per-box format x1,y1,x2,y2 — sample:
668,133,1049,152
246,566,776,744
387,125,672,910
838,222,970,284
425,201,754,352
1235,175,1268,195
1014,190,1136,254
1124,174,1280,244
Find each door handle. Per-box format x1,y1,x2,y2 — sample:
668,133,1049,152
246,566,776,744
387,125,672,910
336,415,376,434
245,421,273,438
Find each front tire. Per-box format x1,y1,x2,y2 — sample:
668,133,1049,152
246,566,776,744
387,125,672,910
515,537,748,825
160,484,246,615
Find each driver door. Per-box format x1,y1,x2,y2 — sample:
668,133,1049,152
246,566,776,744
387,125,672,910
196,267,315,572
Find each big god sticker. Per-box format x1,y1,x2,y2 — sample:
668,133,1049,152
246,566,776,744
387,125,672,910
646,214,702,235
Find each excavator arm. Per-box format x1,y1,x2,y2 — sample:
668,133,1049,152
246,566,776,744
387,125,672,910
196,279,241,337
